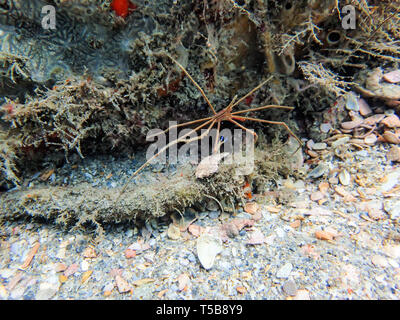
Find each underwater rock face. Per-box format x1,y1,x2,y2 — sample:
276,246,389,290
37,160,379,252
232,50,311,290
0,0,156,83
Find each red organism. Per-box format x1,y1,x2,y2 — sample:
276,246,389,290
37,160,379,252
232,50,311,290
111,0,137,18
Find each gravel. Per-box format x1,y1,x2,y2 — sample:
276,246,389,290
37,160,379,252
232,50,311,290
1,142,400,300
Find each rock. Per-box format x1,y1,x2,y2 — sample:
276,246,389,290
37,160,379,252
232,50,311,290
167,224,181,240
338,169,351,186
196,232,222,270
276,263,293,279
64,264,79,277
310,191,324,201
36,282,59,300
363,114,385,126
380,169,400,192
81,270,93,284
315,230,334,241
341,119,363,130
80,260,90,271
381,115,400,128
188,224,204,237
125,249,136,259
244,202,260,215
383,70,400,83
195,152,229,178
364,134,378,145
371,255,389,268
312,142,327,150
307,163,328,179
247,229,265,245
115,275,131,293
387,146,400,162
383,131,400,144
345,92,359,111
177,273,190,291
383,200,400,220
331,136,350,148
293,289,310,300
282,280,297,296
358,98,372,116
83,247,97,258
320,123,332,133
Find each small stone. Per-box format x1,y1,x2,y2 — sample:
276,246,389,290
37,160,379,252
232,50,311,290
306,139,315,149
236,286,247,294
318,181,330,193
307,163,328,179
341,119,363,130
310,191,324,201
358,98,372,116
312,142,327,150
115,275,131,293
345,92,359,111
64,264,79,277
383,131,400,144
338,169,351,186
371,255,389,268
244,202,260,215
59,274,68,284
55,263,67,273
293,289,310,300
36,282,59,300
290,220,301,229
315,230,334,241
177,273,190,291
381,115,400,128
81,260,90,271
387,146,400,162
83,247,97,258
0,284,8,299
384,200,400,219
364,134,378,145
380,169,400,192
208,211,220,219
331,136,350,148
282,280,297,296
81,270,93,284
125,249,136,259
320,123,332,133
383,70,400,83
276,263,293,279
167,224,181,240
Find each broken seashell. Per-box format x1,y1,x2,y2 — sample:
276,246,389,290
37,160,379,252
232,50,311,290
341,119,363,130
383,70,400,83
381,115,400,128
383,131,400,144
364,134,378,145
358,98,372,116
195,152,229,179
363,114,385,126
338,169,351,186
196,232,222,270
387,146,400,162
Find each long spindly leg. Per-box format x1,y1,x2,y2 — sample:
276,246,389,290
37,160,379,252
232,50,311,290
147,116,213,139
213,120,221,153
116,118,216,201
232,105,294,115
229,118,258,143
232,115,302,147
167,55,217,115
230,76,273,110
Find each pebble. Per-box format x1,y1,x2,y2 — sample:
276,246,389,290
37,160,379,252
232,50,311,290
307,163,328,179
371,255,389,268
358,98,372,116
282,280,297,296
383,200,400,220
345,92,359,111
312,142,327,150
387,146,400,162
331,136,350,148
115,275,131,293
208,211,220,219
338,169,351,186
310,191,324,201
36,282,59,300
320,123,332,133
276,263,293,279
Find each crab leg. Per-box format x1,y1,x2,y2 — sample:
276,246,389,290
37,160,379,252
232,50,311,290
230,76,273,110
232,115,302,146
232,105,294,115
116,118,216,200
